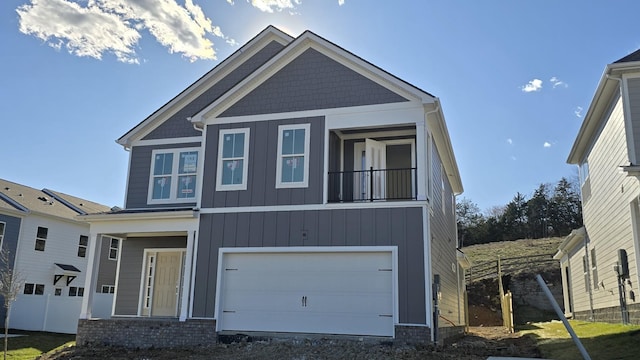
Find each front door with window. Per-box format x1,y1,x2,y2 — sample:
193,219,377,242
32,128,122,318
142,250,184,317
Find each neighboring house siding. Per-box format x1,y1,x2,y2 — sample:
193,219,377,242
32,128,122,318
627,77,640,162
95,236,117,293
220,48,408,117
125,142,201,209
0,213,21,322
429,148,462,326
201,117,324,208
143,41,286,140
567,243,589,313
113,237,186,315
579,95,640,313
193,207,426,324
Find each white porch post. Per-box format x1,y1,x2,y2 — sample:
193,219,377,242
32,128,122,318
80,233,102,319
416,119,427,201
179,230,196,321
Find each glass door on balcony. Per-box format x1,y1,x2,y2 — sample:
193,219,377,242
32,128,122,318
353,139,387,201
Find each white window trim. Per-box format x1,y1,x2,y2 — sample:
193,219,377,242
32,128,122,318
276,123,311,189
0,221,5,250
216,128,250,191
78,235,88,258
147,147,200,204
109,238,119,261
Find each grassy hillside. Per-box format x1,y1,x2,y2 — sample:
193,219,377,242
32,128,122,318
462,237,563,265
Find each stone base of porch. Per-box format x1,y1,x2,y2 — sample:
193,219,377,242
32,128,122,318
76,318,217,348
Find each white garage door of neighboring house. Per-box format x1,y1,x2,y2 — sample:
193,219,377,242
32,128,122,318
217,250,395,337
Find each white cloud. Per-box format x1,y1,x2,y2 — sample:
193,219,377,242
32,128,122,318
521,78,542,93
543,142,552,148
550,76,568,88
16,0,233,63
338,0,345,5
249,0,301,12
507,138,513,145
574,106,583,118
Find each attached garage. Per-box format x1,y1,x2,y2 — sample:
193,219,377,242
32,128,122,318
215,247,397,337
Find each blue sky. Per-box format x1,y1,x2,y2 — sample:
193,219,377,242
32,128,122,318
2,0,640,212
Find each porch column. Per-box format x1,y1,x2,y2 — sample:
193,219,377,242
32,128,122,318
80,233,102,319
179,230,196,321
416,119,428,201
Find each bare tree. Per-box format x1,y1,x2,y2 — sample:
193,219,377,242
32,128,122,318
0,249,24,360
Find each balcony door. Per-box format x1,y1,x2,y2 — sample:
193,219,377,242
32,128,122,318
354,139,386,201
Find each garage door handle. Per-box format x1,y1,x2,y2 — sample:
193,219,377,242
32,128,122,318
301,296,307,307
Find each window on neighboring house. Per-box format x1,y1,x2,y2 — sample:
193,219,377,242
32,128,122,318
0,222,5,249
276,124,310,188
69,287,84,297
582,255,589,293
24,283,44,295
591,248,599,290
35,226,47,251
148,148,199,203
216,128,250,191
580,161,590,185
77,235,88,257
54,288,62,296
109,238,119,260
101,285,115,294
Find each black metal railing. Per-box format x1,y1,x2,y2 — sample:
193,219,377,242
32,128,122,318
328,167,417,203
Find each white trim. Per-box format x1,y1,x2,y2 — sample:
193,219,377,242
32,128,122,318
132,137,202,147
108,237,119,260
111,235,124,317
216,128,250,191
422,205,433,336
215,246,399,333
198,201,427,214
0,221,5,250
622,74,637,164
147,147,201,204
275,123,311,189
137,248,186,317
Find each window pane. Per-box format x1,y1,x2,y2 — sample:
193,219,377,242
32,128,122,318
179,152,198,174
110,249,118,260
54,288,62,296
233,133,245,157
222,134,235,158
177,175,196,198
222,160,244,185
78,247,87,257
24,283,34,295
79,235,88,246
78,288,84,297
293,129,305,154
37,227,48,239
0,223,5,235
152,176,172,199
154,153,173,176
35,239,45,251
111,238,119,248
281,156,304,183
35,284,44,295
69,287,77,296
282,129,294,155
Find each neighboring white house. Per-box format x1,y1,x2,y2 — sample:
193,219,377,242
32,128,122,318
557,49,640,324
0,178,115,333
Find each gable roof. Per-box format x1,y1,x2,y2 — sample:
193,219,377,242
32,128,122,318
568,49,640,164
0,178,110,220
191,29,436,123
117,26,294,148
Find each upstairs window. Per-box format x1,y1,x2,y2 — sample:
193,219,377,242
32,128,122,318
579,160,590,185
77,235,88,257
109,238,119,260
276,124,310,188
216,128,250,191
148,148,199,203
35,226,47,251
591,248,599,290
0,222,5,249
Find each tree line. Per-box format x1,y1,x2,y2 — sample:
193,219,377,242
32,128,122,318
457,177,583,247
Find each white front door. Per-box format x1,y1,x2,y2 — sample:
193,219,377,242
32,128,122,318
218,251,395,336
365,139,387,200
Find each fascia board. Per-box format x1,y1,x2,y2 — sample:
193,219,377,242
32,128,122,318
427,101,463,194
556,227,586,257
0,207,29,218
0,193,29,213
193,30,436,124
78,210,198,222
118,27,294,147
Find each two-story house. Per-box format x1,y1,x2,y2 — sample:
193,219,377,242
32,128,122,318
77,26,466,347
556,49,640,324
0,178,114,334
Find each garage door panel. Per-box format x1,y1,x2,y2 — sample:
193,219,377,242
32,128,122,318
219,251,395,337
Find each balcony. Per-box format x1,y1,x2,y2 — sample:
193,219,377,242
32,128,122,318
328,167,417,202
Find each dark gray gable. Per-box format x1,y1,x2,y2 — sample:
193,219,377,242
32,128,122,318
143,40,286,140
220,48,409,117
614,48,640,64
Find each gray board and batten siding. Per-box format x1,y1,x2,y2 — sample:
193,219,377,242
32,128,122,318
141,41,286,140
202,117,324,208
113,236,186,316
125,142,201,209
193,207,427,325
220,48,409,118
628,78,640,163
0,214,21,322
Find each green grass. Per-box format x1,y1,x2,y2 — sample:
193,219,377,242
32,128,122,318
463,237,564,264
0,331,74,360
520,320,640,360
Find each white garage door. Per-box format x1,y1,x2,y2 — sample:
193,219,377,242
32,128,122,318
218,251,394,337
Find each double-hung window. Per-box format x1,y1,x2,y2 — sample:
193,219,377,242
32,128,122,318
216,128,250,191
276,124,310,188
77,235,88,257
109,238,119,260
35,226,47,251
149,148,199,203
